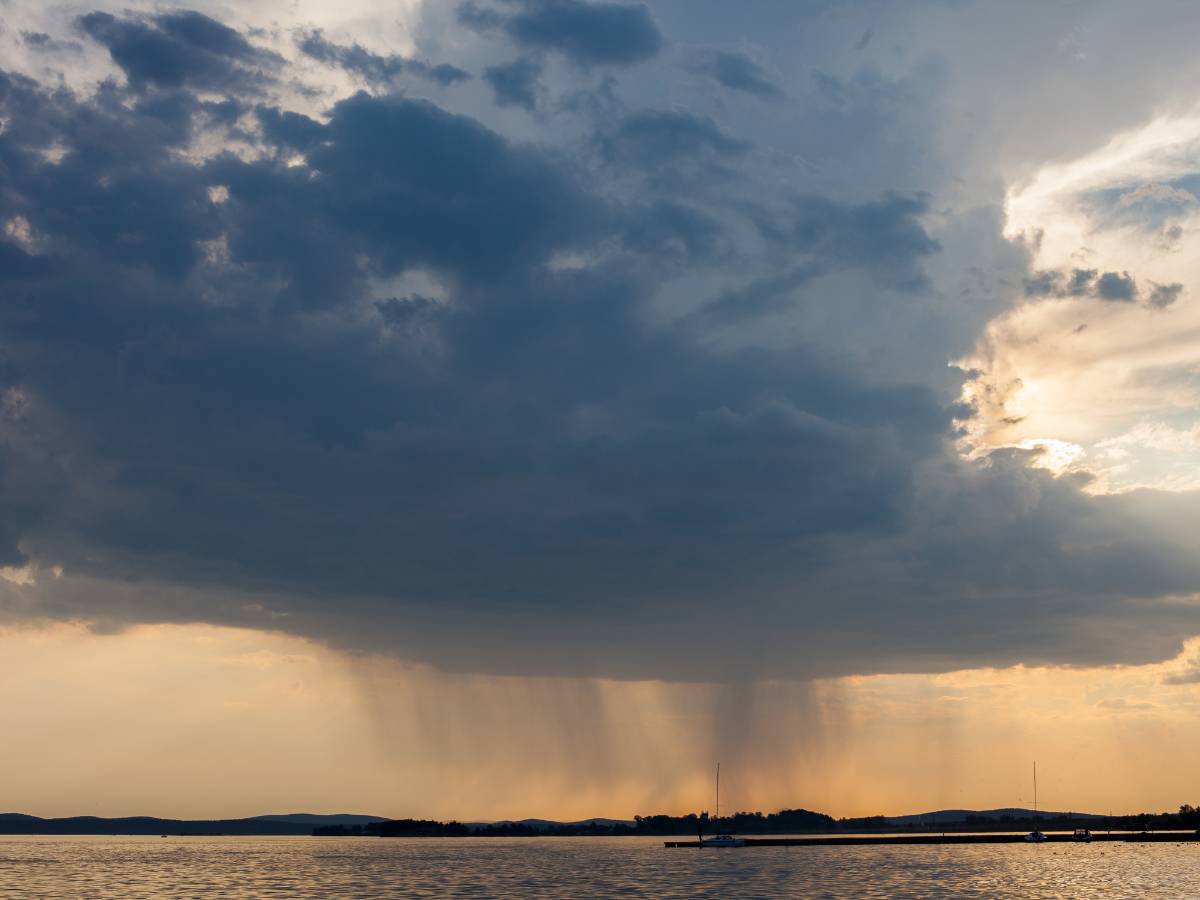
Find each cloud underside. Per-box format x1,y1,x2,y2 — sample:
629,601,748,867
2,7,1200,681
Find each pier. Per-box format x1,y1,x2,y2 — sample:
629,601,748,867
665,832,1200,847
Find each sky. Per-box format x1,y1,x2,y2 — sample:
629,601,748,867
2,0,1200,820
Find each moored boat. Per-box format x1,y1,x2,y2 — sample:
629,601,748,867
702,763,744,848
703,833,746,847
1024,762,1047,843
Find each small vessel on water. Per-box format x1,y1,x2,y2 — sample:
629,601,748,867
1071,828,1092,842
1024,762,1048,843
701,763,745,848
704,833,746,847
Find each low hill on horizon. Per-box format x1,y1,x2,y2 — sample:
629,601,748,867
252,813,387,826
466,817,636,830
0,813,383,836
885,808,1104,825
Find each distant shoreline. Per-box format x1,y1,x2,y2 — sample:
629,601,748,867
4,806,1198,837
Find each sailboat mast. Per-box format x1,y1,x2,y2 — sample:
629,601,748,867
716,763,720,823
1033,761,1038,818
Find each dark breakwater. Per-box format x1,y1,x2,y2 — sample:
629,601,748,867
665,832,1200,847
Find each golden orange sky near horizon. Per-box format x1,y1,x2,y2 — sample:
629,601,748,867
4,621,1199,822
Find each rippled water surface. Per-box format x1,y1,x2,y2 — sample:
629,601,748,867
3,835,1199,898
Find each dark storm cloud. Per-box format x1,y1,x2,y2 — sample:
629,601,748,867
3,9,1200,682
484,57,543,110
76,10,281,92
684,48,783,99
1,54,939,647
458,0,663,68
0,55,940,591
297,31,471,88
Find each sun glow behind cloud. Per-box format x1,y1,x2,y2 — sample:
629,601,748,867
5,623,1200,821
960,109,1200,493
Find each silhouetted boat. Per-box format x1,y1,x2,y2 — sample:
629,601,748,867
1071,828,1092,842
703,833,746,847
701,763,745,848
1024,762,1047,843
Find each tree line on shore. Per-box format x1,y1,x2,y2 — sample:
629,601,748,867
316,808,833,837
314,805,1200,837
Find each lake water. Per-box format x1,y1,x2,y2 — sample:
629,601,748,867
2,835,1199,898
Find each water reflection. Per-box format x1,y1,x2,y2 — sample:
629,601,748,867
1,835,1198,898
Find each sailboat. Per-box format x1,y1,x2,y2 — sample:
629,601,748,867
703,763,745,847
1023,761,1048,843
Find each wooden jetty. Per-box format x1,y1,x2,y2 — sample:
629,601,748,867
665,832,1200,848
